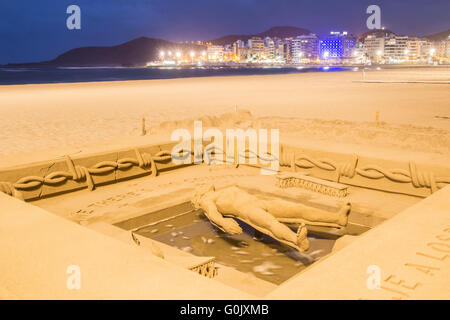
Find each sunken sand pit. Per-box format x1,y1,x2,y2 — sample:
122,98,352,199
0,67,449,299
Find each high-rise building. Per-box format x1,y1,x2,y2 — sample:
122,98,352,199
406,37,420,61
363,34,385,61
264,37,275,59
291,34,319,63
353,41,366,63
319,31,355,60
272,39,290,62
446,36,450,58
247,37,265,61
384,35,408,62
418,39,432,60
233,40,247,62
223,44,233,62
435,40,447,59
207,45,224,62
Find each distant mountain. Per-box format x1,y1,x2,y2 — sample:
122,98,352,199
209,34,251,47
424,29,450,41
256,26,312,38
10,37,205,67
209,26,312,45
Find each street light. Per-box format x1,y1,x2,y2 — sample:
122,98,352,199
160,51,165,59
176,51,181,58
430,48,436,56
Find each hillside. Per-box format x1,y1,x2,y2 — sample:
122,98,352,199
210,26,312,45
357,29,397,41
22,37,205,67
424,29,450,41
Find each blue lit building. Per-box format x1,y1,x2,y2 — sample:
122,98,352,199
319,31,355,60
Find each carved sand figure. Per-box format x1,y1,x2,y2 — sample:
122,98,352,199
192,184,351,252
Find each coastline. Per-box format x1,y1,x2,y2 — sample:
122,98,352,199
1,64,449,86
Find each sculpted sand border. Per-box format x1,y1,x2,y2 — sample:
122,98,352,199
0,140,449,201
0,140,449,299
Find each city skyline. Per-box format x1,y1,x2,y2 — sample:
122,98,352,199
1,0,449,64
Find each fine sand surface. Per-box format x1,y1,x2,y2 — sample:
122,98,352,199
0,67,449,167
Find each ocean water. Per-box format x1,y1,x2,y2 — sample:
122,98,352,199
0,65,350,85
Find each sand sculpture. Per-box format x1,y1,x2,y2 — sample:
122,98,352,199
189,258,218,279
1,138,448,202
276,172,349,197
0,148,172,200
279,150,450,195
131,229,218,278
192,184,351,252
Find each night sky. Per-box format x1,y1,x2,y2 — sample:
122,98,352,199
1,0,449,64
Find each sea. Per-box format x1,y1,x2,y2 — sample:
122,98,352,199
0,65,353,85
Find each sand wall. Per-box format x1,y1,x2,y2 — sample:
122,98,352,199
0,139,449,201
0,141,193,201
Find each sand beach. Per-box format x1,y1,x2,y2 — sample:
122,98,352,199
0,66,449,167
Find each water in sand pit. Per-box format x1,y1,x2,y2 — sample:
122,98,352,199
135,208,336,285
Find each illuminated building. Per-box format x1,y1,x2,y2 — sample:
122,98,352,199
406,37,420,61
264,37,275,59
233,40,247,62
446,36,450,58
291,34,319,63
418,39,432,60
223,44,234,61
363,35,385,61
247,37,265,61
207,45,224,62
274,39,291,62
319,31,355,60
384,35,408,62
353,41,366,64
434,39,448,59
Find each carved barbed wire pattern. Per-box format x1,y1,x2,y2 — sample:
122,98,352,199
0,149,172,199
204,145,277,167
1,144,449,200
281,150,450,194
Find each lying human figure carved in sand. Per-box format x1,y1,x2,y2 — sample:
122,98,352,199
192,184,351,252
